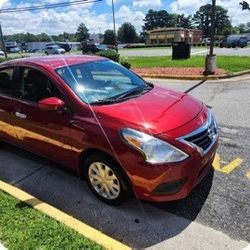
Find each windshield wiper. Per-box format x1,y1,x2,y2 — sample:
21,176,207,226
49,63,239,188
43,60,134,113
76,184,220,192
89,99,118,105
89,85,153,105
115,85,151,100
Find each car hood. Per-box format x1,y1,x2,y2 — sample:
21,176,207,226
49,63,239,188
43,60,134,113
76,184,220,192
94,86,203,135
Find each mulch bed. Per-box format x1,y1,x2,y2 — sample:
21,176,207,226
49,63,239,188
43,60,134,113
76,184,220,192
132,67,226,76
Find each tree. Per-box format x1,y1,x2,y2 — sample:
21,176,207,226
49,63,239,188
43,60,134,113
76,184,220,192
142,9,178,33
76,23,89,42
117,23,138,43
233,22,250,34
178,14,193,29
239,1,250,11
237,24,247,33
193,4,232,37
103,29,115,45
246,22,250,32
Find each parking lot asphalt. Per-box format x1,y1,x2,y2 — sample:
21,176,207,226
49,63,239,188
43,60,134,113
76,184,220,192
0,75,250,249
119,47,250,57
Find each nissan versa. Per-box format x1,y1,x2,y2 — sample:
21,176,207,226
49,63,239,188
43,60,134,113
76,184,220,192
0,56,218,205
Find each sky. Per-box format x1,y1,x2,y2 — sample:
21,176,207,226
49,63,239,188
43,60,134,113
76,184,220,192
0,0,249,35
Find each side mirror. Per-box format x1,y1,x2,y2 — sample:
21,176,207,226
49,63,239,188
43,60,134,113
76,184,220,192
38,97,65,111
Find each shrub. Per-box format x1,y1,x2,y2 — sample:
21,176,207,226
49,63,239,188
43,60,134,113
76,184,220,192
96,50,120,62
120,60,131,69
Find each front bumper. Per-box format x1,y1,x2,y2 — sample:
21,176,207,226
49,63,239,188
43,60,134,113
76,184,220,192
121,137,218,202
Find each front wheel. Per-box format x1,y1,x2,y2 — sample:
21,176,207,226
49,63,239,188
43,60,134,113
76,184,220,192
84,154,129,205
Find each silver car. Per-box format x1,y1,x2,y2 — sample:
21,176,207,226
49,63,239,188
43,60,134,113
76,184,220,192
44,45,65,55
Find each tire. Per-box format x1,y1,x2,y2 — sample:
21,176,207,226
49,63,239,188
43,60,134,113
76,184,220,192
83,154,129,205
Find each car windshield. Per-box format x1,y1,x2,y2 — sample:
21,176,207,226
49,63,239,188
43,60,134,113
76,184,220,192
55,60,150,104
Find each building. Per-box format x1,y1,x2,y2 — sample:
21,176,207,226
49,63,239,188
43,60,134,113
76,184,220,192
146,27,203,45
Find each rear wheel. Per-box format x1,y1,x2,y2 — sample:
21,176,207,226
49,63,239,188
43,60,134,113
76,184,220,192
84,154,129,205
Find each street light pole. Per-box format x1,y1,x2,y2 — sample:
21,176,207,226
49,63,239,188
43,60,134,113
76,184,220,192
0,24,7,59
204,0,216,75
111,0,118,52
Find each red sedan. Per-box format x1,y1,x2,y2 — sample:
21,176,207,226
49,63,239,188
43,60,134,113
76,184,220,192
0,56,218,205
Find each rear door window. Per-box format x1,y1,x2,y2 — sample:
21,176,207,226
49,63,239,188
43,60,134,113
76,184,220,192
0,68,14,96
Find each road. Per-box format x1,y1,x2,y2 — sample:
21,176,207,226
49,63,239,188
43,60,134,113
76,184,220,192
119,47,250,57
0,75,250,249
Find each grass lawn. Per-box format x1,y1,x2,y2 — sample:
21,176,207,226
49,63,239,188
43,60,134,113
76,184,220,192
127,56,250,73
0,190,102,250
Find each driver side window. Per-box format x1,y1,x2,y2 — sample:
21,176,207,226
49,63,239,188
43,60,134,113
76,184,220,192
19,68,62,102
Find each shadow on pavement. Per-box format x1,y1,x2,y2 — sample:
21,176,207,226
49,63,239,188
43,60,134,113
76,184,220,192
153,169,214,221
0,142,213,248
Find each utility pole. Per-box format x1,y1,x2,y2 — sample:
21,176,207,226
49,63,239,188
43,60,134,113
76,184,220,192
111,0,118,52
204,0,216,75
0,24,7,59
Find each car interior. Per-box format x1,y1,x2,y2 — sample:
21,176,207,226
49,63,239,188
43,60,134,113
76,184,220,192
22,70,53,102
0,71,11,95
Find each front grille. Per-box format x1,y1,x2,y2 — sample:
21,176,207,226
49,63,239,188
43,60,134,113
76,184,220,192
179,112,218,154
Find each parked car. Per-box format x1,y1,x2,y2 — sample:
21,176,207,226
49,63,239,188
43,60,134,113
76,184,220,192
44,45,65,55
238,37,248,48
202,38,211,44
57,43,71,52
0,56,218,205
82,43,113,54
46,43,71,52
9,47,20,53
220,36,248,48
0,50,4,56
27,48,39,53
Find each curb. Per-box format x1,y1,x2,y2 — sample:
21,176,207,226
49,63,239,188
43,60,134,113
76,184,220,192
136,69,250,81
0,180,131,250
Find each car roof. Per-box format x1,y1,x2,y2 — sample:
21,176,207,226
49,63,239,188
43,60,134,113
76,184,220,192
0,55,106,69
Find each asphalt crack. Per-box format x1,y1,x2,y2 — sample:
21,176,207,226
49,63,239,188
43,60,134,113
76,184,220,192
11,165,45,185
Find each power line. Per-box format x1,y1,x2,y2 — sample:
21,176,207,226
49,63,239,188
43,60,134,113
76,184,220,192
0,0,102,13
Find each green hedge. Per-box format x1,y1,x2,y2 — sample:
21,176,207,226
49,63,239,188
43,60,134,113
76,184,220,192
120,60,131,69
96,50,120,62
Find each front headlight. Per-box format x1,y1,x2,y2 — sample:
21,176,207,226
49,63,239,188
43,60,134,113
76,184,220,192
120,128,188,164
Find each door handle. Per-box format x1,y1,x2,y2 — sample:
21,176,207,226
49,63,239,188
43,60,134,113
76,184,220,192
15,112,27,119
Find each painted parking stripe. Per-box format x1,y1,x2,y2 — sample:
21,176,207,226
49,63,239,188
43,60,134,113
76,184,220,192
213,153,243,174
246,170,250,180
191,49,208,55
0,180,131,250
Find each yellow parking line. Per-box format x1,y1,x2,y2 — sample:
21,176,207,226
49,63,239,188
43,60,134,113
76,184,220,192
246,170,250,180
0,180,131,250
213,153,243,174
